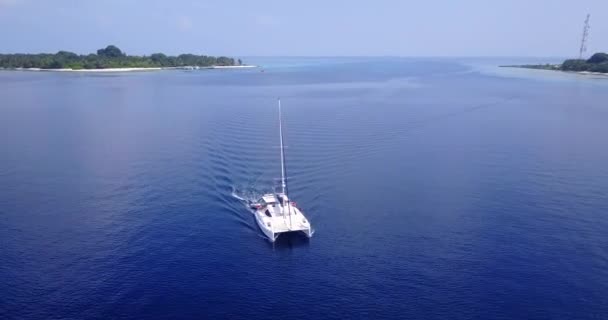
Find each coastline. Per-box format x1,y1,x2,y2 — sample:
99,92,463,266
1,65,257,73
206,65,257,69
576,70,608,77
501,65,608,77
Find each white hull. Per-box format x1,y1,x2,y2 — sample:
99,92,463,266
254,211,278,242
252,195,312,242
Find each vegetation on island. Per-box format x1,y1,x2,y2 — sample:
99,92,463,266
503,52,608,74
561,53,608,73
0,45,242,70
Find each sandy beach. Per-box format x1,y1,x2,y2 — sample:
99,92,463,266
5,65,257,72
576,71,608,77
502,66,608,78
10,67,162,72
208,65,257,69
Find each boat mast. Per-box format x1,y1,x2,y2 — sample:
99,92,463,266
278,98,293,228
278,98,287,195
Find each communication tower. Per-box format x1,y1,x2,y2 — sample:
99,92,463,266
578,14,591,59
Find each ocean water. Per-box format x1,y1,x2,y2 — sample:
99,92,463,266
1,58,607,319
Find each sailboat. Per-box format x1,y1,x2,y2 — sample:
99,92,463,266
250,99,313,242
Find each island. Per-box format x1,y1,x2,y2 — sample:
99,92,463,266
0,45,251,71
501,52,608,74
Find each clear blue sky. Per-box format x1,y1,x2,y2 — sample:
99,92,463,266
0,0,606,57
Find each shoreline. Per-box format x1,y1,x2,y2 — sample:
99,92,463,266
1,65,258,73
207,65,257,69
576,70,608,77
500,66,608,77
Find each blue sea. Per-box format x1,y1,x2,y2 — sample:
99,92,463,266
1,58,607,319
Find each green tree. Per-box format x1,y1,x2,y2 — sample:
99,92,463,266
0,45,242,70
561,59,589,71
150,53,168,67
97,45,125,58
587,52,608,64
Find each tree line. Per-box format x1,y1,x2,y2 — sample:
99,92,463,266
0,45,241,70
561,52,608,73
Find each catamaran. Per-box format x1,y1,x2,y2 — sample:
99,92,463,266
250,99,313,242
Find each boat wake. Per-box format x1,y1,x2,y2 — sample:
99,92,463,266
231,185,265,211
230,190,248,202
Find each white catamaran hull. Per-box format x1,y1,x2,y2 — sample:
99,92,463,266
252,197,312,242
254,211,277,242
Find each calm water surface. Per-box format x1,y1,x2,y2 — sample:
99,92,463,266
1,58,607,319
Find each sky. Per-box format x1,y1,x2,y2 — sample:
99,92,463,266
0,0,606,57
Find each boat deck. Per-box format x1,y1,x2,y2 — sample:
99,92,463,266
269,215,310,233
255,204,310,234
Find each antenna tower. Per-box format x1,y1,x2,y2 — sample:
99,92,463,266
578,14,591,59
